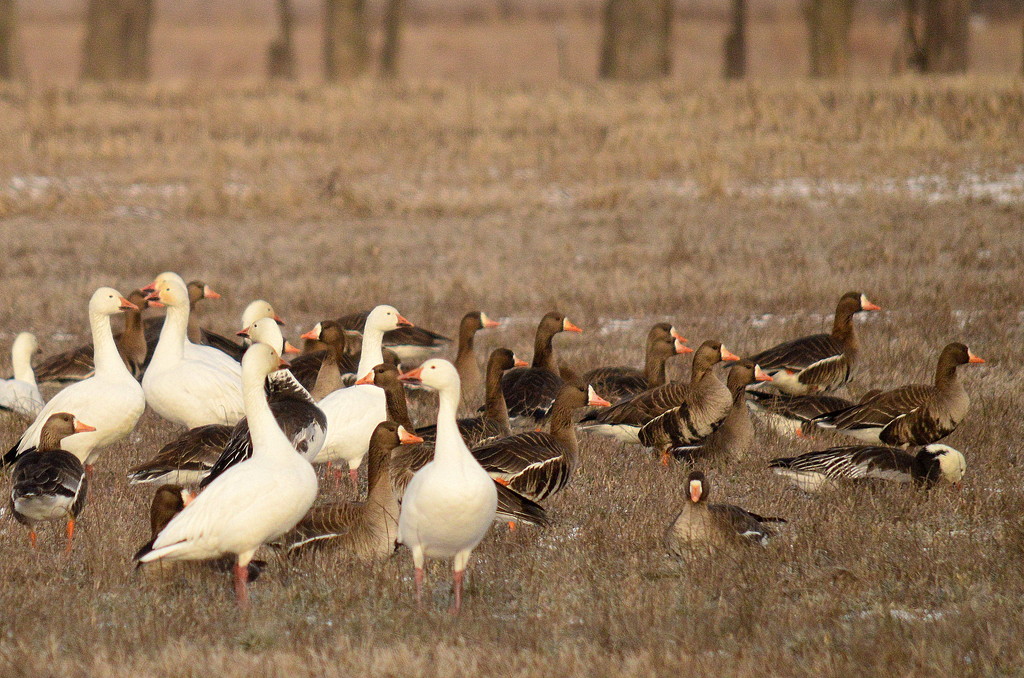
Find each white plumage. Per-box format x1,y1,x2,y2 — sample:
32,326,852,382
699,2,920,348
0,332,44,418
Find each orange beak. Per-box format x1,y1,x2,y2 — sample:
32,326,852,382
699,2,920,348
203,285,221,300
181,489,196,506
513,356,529,368
689,481,702,503
398,367,423,384
396,314,414,328
720,347,740,362
355,371,375,386
237,327,250,338
73,420,97,434
140,281,157,294
480,313,500,329
862,297,881,311
587,386,611,407
398,426,424,445
277,357,289,369
284,342,300,355
968,351,985,364
272,314,285,326
118,296,139,312
300,327,320,341
670,327,687,343
562,318,583,333
675,340,693,354
754,365,773,382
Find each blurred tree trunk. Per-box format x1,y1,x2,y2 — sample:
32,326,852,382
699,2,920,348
380,0,404,77
81,0,154,81
267,0,296,79
0,0,25,81
803,0,854,78
324,0,368,80
921,0,969,73
599,0,672,80
723,0,747,79
893,0,926,73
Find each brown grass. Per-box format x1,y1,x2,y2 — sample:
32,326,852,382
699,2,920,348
0,78,1023,676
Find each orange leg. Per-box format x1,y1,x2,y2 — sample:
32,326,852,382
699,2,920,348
414,566,425,608
660,450,670,466
349,468,359,485
507,521,517,531
234,564,250,608
65,518,76,554
451,569,464,615
28,530,37,549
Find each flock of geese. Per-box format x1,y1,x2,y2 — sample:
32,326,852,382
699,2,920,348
0,279,982,610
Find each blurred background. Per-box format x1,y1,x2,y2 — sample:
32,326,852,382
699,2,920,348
1,0,1021,84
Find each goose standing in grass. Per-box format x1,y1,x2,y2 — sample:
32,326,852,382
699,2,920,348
664,471,783,555
336,309,450,364
500,311,583,427
452,311,501,408
0,332,44,418
3,288,146,472
747,292,881,395
768,443,966,492
812,343,984,446
10,413,94,551
142,276,245,428
396,359,497,614
135,343,318,607
582,323,692,403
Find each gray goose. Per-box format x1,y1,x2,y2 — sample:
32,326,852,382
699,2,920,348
335,309,451,364
579,341,739,447
290,320,360,395
10,413,93,551
468,383,610,502
769,443,966,492
366,361,550,527
668,360,773,464
453,311,501,408
812,343,984,446
500,311,583,427
33,288,152,383
664,471,783,556
746,390,863,438
747,291,881,395
277,421,415,557
582,323,692,403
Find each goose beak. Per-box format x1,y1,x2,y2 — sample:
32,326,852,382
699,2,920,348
203,285,221,300
284,342,301,355
300,327,320,341
513,355,529,368
562,318,583,333
754,365,773,382
480,312,500,329
276,357,288,369
587,385,611,407
355,371,375,386
395,314,414,328
236,327,250,338
181,489,196,506
675,339,693,354
145,291,164,308
273,314,285,326
968,351,985,364
398,367,423,384
398,426,424,444
118,296,139,312
670,326,687,343
140,281,157,294
73,420,97,434
861,295,881,311
720,346,740,362
689,480,702,503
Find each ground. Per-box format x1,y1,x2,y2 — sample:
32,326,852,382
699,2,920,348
0,71,1022,677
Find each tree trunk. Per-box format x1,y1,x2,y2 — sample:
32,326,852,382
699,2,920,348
723,0,747,79
324,0,368,80
380,0,404,78
81,0,154,81
922,0,969,73
267,0,296,79
804,0,854,78
0,0,25,81
599,0,672,80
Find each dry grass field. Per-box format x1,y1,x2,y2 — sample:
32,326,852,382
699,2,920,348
0,71,1023,676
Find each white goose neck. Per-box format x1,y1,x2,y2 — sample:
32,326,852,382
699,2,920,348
433,380,467,464
152,303,190,363
91,310,128,377
243,370,293,458
11,340,35,384
357,325,386,378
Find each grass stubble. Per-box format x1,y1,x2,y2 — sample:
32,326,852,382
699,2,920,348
0,76,1022,676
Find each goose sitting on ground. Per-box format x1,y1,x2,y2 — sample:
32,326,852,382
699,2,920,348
336,309,450,364
278,421,418,558
135,344,319,607
0,332,44,418
582,323,692,403
396,359,497,614
3,288,146,472
745,390,863,438
580,341,739,447
768,443,966,492
500,311,583,427
664,471,783,556
452,311,501,408
812,343,984,446
10,413,94,551
126,425,234,486
747,292,881,395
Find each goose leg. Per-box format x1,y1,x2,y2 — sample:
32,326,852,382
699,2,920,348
414,567,425,608
349,468,359,485
85,464,95,478
65,519,76,553
659,449,670,466
234,564,250,608
451,569,464,615
28,530,37,549
507,521,517,531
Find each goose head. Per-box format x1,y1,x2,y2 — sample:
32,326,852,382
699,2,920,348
242,300,284,329
691,341,739,374
837,291,882,317
242,342,288,389
941,342,985,368
687,470,708,504
398,358,459,392
920,443,967,486
91,286,138,316
238,316,299,356
141,271,187,295
150,484,195,537
365,305,412,334
38,412,96,450
727,359,773,391
12,332,40,361
145,277,190,310
488,348,527,372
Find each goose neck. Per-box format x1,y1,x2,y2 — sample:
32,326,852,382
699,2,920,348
152,304,189,363
483,364,511,432
357,327,386,378
244,372,291,457
433,384,466,463
91,310,126,376
11,342,35,385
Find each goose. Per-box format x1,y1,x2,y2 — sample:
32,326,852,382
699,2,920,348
10,413,94,551
582,323,692,403
769,443,966,492
236,319,300,358
667,360,773,464
664,471,783,555
0,332,44,418
278,421,417,558
812,343,984,446
336,309,449,364
469,384,611,502
289,321,360,395
135,343,319,607
142,276,245,428
126,424,234,485
453,311,501,408
395,359,497,613
579,341,739,446
33,289,152,383
745,390,861,438
210,299,288,360
313,305,412,482
500,311,582,427
747,292,880,395
143,280,223,343
3,288,146,471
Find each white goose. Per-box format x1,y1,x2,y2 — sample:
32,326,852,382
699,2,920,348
397,359,497,614
135,343,318,607
3,288,145,470
0,332,44,418
313,305,412,482
142,277,245,428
